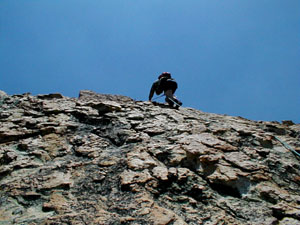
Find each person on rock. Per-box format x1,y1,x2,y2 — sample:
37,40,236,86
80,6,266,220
149,72,182,109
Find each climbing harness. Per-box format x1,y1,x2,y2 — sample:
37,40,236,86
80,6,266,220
274,136,300,159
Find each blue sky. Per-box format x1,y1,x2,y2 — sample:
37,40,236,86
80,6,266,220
1,0,299,123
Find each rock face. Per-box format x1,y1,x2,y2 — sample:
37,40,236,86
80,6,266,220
0,90,300,225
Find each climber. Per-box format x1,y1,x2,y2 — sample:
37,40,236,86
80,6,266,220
149,72,182,109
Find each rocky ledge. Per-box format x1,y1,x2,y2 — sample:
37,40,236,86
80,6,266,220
0,90,300,225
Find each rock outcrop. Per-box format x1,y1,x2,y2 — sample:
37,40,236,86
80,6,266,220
0,90,300,225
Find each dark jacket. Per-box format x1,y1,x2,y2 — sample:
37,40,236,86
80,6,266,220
149,77,177,101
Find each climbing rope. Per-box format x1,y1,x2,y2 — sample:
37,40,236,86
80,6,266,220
152,94,182,108
166,96,182,108
274,136,300,159
152,94,165,101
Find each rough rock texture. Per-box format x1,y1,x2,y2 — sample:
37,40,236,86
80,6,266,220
0,90,300,225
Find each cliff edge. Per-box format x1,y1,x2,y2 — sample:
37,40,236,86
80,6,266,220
0,90,300,225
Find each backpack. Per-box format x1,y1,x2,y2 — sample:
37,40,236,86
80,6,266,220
156,77,177,94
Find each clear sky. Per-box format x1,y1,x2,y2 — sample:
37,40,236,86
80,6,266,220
1,0,299,123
